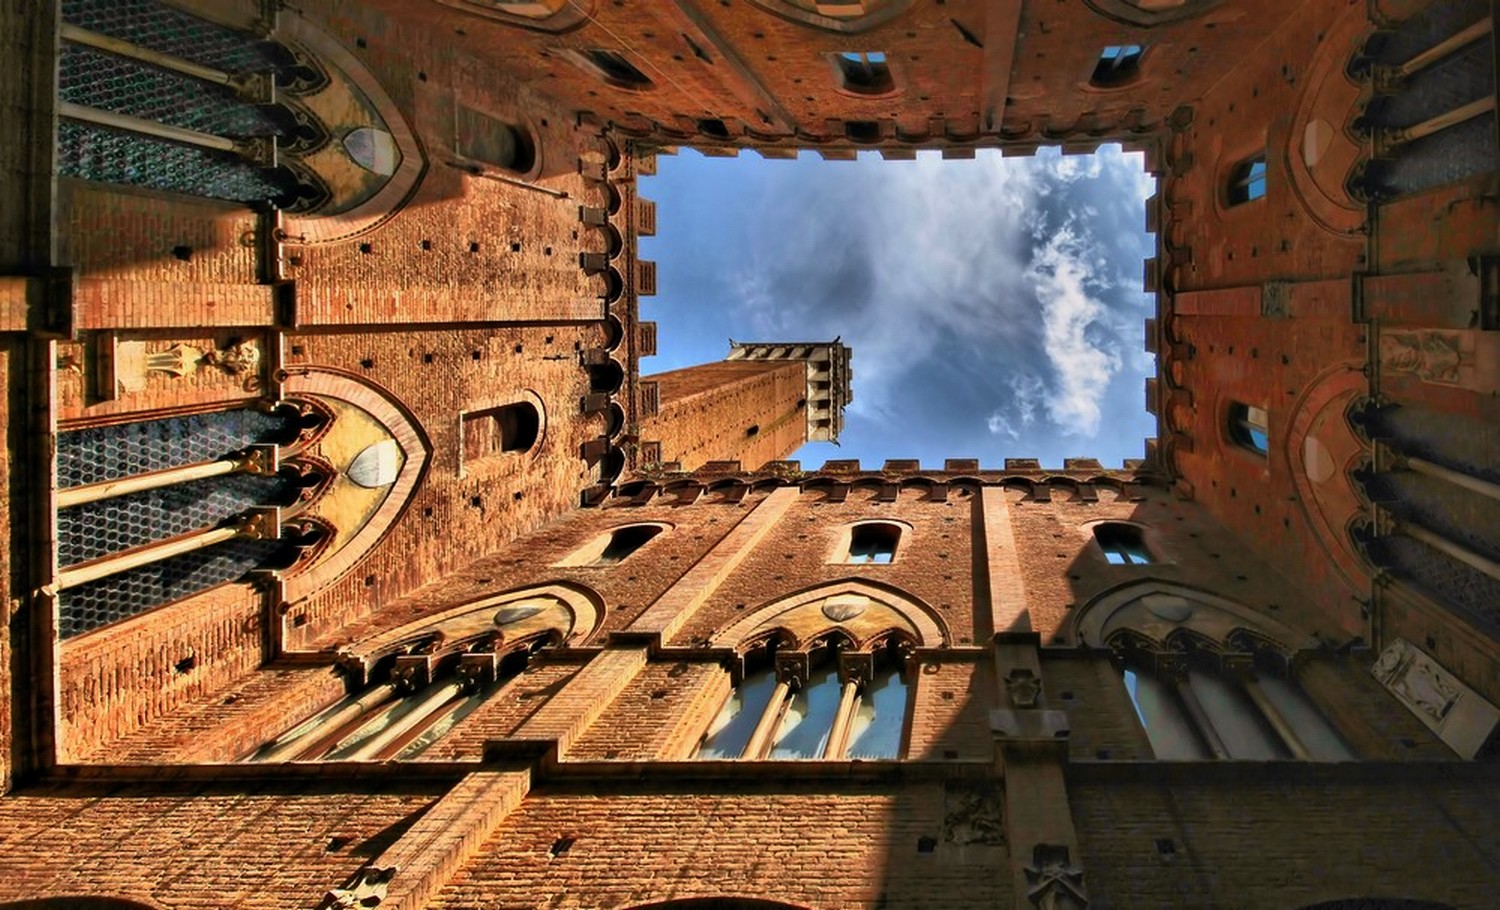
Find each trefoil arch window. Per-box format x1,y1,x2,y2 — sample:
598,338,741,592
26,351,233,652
697,638,911,760
1227,155,1268,204
248,634,552,762
1115,632,1354,761
1091,44,1144,87
1228,402,1270,456
1093,523,1153,565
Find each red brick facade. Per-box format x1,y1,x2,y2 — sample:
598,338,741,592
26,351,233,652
0,0,1496,907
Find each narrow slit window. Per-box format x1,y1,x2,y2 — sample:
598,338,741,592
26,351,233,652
1228,402,1269,456
583,49,653,89
1091,44,1144,87
847,523,900,564
1094,523,1152,565
1228,156,1268,205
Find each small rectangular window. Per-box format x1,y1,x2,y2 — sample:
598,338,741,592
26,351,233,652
848,523,900,564
1094,523,1152,565
1229,402,1269,455
1228,156,1268,205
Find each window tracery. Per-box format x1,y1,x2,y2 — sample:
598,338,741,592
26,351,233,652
696,635,913,760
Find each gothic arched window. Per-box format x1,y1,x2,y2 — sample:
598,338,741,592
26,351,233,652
54,403,329,637
696,638,911,760
1114,632,1354,761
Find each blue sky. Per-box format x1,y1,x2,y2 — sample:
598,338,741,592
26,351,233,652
639,146,1158,470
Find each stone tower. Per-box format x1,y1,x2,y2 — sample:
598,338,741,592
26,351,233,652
639,340,853,471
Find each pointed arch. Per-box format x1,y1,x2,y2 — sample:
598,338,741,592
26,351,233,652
712,578,947,650
338,580,605,678
278,369,431,602
1069,579,1319,653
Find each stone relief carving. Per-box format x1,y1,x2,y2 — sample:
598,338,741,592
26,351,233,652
1379,330,1462,384
942,783,1006,846
1371,638,1460,723
109,338,264,395
1371,637,1500,759
1025,844,1088,910
1005,668,1042,708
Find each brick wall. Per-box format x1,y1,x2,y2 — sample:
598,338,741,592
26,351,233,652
642,360,809,471
431,782,1012,910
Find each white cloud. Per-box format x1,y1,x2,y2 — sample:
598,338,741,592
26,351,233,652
1028,224,1123,436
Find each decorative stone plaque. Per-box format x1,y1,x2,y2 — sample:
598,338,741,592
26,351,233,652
1371,637,1499,759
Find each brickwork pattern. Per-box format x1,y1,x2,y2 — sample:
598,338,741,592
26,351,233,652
568,661,726,761
1070,771,1500,909
642,360,809,471
906,657,993,761
412,663,580,763
432,783,1012,910
0,781,444,909
57,581,266,762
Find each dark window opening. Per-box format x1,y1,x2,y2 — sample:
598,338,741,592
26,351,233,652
697,118,731,139
746,424,760,437
848,522,900,564
1228,402,1269,455
1091,44,1143,87
464,402,541,461
1227,156,1267,205
456,105,536,173
845,120,881,143
1094,523,1152,565
584,49,653,89
596,524,663,565
834,51,894,95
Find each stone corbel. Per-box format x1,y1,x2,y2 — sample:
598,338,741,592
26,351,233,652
775,649,810,689
391,653,435,693
1024,844,1088,910
837,650,874,688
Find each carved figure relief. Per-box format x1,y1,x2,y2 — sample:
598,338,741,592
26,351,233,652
1005,668,1043,708
1025,844,1088,910
1371,638,1460,723
1371,637,1500,759
1380,331,1462,384
110,339,264,395
943,783,1006,846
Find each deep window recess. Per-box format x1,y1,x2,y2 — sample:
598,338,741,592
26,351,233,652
583,49,653,89
1121,662,1353,761
1228,402,1270,455
696,643,910,760
463,402,540,461
834,51,894,95
595,524,663,565
455,105,536,173
1094,523,1153,565
1091,44,1144,87
848,522,901,564
1227,156,1268,204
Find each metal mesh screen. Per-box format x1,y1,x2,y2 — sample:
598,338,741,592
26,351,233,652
61,43,282,138
62,0,282,74
57,120,295,204
58,408,295,489
58,474,293,567
57,537,285,638
1368,535,1500,642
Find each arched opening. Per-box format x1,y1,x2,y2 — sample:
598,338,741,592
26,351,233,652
1228,402,1269,455
463,401,541,461
847,522,902,564
596,524,663,565
1093,522,1153,565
